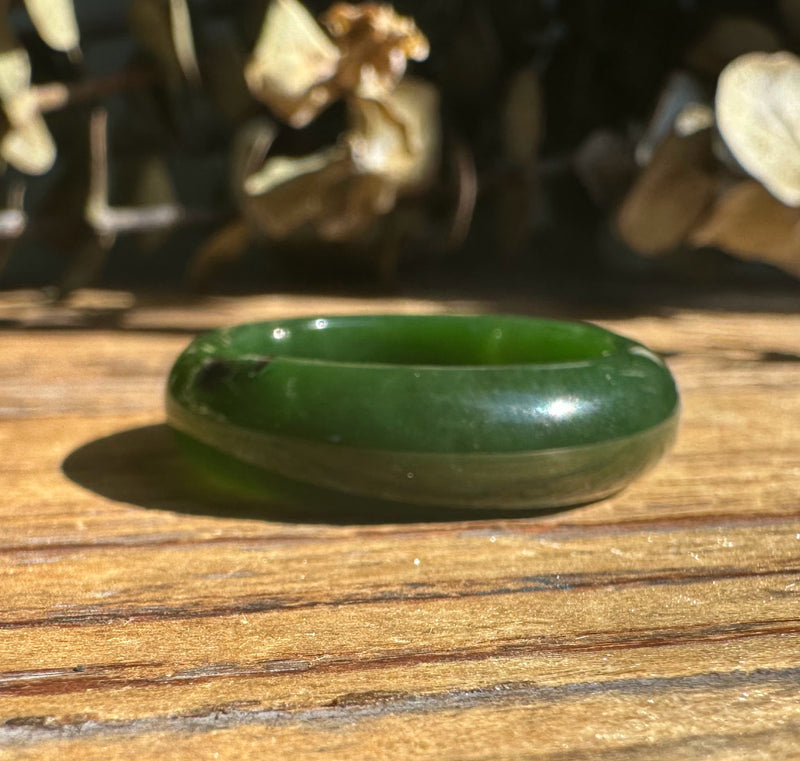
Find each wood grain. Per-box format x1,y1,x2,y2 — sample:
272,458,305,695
1,289,799,760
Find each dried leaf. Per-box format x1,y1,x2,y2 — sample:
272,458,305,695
23,0,80,55
716,51,800,207
244,0,341,128
501,64,543,166
616,131,716,254
689,180,800,277
685,15,780,78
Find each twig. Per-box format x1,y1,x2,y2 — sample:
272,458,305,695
86,108,183,239
448,135,477,249
34,68,157,115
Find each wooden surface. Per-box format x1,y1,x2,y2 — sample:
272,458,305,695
2,288,800,760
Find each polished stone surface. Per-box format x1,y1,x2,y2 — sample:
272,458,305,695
167,315,680,508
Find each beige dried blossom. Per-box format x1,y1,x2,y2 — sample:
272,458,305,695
346,78,439,191
716,51,800,208
23,0,80,57
244,0,340,128
0,20,56,175
240,77,439,241
244,0,429,128
321,2,429,102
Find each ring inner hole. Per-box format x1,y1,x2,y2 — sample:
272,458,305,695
236,318,619,366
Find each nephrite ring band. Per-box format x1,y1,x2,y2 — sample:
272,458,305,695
167,314,679,508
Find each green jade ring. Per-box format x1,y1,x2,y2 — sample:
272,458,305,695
167,314,679,509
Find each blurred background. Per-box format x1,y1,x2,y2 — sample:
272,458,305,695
2,0,800,306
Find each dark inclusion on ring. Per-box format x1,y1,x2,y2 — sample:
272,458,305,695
196,356,273,389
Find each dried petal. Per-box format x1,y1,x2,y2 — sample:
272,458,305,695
0,24,56,174
322,3,429,102
689,180,800,277
616,131,716,254
716,51,800,207
1,101,56,175
674,103,715,137
23,0,80,55
240,78,439,242
244,0,340,128
346,77,439,191
244,147,345,198
0,24,31,103
243,146,354,239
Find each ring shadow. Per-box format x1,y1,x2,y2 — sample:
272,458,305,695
62,424,575,525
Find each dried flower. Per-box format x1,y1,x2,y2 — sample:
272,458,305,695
244,0,340,128
320,3,429,102
240,77,439,241
0,20,56,175
716,51,800,207
244,0,429,128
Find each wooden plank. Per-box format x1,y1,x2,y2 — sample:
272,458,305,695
1,290,799,759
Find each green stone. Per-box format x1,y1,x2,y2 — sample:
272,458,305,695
167,315,679,509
